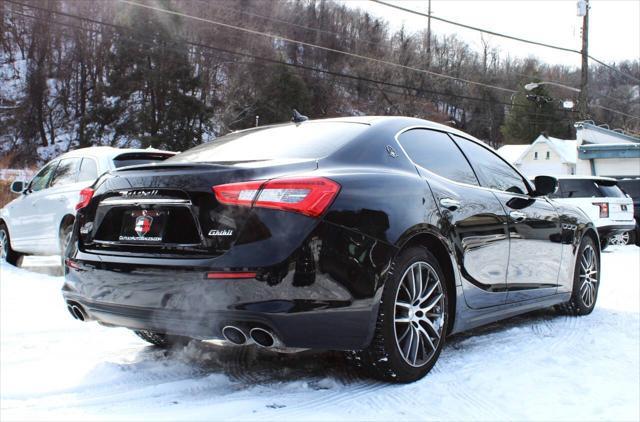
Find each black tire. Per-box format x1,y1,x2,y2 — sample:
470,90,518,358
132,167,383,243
600,237,609,251
349,246,449,383
133,330,191,348
59,222,74,267
556,236,600,316
0,223,23,267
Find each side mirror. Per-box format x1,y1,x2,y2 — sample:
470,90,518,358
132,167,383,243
10,180,25,194
533,175,558,197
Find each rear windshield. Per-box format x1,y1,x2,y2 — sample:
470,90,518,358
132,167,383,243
113,152,174,168
167,122,368,163
558,179,626,198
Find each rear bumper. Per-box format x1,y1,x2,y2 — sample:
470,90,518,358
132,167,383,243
62,220,395,350
62,293,375,350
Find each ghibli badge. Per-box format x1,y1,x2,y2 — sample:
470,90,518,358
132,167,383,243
208,229,234,236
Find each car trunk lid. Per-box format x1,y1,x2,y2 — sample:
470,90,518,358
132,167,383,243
79,160,318,257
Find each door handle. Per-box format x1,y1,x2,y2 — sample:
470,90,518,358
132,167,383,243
439,197,461,211
509,211,527,222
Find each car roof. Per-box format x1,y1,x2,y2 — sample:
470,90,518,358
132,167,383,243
232,116,478,142
555,175,619,182
54,146,176,160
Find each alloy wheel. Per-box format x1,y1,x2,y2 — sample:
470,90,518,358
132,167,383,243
609,232,629,246
579,245,598,308
393,261,446,367
0,229,7,261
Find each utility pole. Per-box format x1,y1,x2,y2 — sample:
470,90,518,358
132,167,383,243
578,0,589,120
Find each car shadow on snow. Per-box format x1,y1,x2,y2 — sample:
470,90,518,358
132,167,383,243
120,306,578,386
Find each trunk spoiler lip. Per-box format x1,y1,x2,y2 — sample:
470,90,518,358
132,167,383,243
113,158,319,173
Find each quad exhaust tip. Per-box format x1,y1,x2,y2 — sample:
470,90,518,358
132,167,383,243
66,302,88,322
221,325,247,345
249,327,276,348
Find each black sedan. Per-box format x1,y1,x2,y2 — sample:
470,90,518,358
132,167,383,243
63,116,600,382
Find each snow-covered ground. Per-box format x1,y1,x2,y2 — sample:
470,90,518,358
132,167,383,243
1,246,639,421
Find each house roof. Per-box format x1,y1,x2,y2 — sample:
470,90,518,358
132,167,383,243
511,135,578,164
497,144,529,164
543,136,578,164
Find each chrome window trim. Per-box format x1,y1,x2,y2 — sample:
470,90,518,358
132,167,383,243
393,126,534,198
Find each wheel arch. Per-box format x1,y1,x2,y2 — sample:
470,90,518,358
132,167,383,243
59,214,75,234
582,227,601,259
397,230,458,335
0,218,11,243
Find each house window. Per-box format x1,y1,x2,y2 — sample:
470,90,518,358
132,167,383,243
534,152,538,160
546,151,551,160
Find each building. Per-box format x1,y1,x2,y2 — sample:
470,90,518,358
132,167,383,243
574,121,640,178
497,134,577,177
498,122,640,178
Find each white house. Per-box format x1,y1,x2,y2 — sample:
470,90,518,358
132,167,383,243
497,134,577,177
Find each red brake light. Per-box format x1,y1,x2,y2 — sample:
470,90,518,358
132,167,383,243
213,181,263,207
213,177,340,218
592,202,609,218
76,188,95,211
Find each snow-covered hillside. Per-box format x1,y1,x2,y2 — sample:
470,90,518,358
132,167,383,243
1,246,639,421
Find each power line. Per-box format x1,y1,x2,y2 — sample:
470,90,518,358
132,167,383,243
6,2,636,122
196,0,381,48
117,0,517,94
6,7,579,124
185,0,577,90
116,0,640,120
372,0,640,84
2,8,505,105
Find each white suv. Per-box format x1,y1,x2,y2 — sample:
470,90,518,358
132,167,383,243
549,176,636,249
0,147,175,265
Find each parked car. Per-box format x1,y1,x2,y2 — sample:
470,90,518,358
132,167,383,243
0,147,176,266
62,117,600,383
546,176,635,249
615,178,640,246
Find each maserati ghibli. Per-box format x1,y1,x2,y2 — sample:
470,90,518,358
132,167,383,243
62,116,600,382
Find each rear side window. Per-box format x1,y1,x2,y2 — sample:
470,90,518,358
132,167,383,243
113,153,173,168
167,122,369,163
78,158,98,182
397,129,478,185
50,158,81,187
559,179,625,198
452,135,529,195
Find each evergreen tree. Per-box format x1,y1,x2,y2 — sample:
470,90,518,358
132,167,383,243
252,63,312,126
101,1,212,151
500,85,573,144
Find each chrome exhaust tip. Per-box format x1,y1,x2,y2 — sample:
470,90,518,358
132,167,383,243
249,327,276,348
67,302,88,321
222,325,247,345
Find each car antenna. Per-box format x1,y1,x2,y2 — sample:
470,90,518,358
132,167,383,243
292,109,309,123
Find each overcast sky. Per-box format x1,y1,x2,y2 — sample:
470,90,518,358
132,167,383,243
342,0,640,68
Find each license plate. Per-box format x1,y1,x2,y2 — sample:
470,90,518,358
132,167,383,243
119,210,167,242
